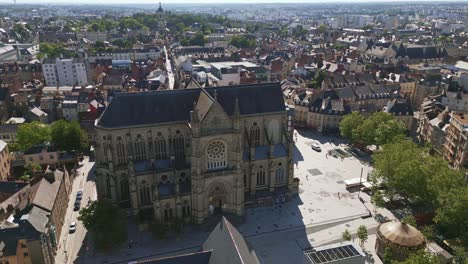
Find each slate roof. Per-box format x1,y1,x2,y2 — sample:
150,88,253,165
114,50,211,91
0,181,28,194
386,99,414,115
203,217,259,264
336,87,356,100
134,251,212,264
97,83,286,128
353,85,374,98
0,219,41,257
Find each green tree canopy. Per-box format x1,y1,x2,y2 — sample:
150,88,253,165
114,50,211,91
357,225,368,247
50,120,89,152
342,229,352,241
230,35,256,48
434,186,468,240
339,112,365,142
189,32,206,46
317,24,328,34
401,215,417,227
392,250,441,264
16,122,50,152
371,190,386,213
340,112,406,147
38,42,76,59
78,199,126,250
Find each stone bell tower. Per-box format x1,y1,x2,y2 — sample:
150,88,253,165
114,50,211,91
156,1,166,30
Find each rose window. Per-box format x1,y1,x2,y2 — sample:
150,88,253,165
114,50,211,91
206,141,227,170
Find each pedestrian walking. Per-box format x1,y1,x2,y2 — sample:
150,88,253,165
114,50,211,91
306,175,309,181
338,192,341,199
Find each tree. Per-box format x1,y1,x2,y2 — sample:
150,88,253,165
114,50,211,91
402,215,417,227
51,120,89,152
189,33,206,46
342,229,352,241
13,24,31,42
372,139,432,202
371,190,386,213
78,199,127,250
20,162,41,181
420,225,435,241
16,122,50,151
230,35,256,49
383,248,393,264
353,112,396,147
374,119,406,146
340,112,365,143
317,24,328,34
357,225,368,248
452,246,468,264
433,186,468,240
392,250,440,264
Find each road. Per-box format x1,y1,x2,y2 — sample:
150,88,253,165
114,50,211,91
55,157,97,264
164,46,174,90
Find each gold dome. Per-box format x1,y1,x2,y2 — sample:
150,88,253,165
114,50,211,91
377,221,426,248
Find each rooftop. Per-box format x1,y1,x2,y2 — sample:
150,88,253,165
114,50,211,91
304,242,364,264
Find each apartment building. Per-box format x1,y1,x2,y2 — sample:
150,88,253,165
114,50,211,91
443,112,468,169
0,140,10,180
42,58,88,87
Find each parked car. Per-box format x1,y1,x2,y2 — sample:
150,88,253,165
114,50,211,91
76,191,83,200
311,144,321,152
69,222,76,233
74,201,80,211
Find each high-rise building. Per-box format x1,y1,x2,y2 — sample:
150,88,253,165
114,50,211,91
42,58,88,87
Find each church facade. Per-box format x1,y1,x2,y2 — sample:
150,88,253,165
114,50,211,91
94,83,298,224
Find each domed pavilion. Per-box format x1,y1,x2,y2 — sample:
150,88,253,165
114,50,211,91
375,221,426,261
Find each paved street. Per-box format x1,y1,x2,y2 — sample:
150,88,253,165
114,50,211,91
80,129,395,264
164,46,174,90
55,157,97,264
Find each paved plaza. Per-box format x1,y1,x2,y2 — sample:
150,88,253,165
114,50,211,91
74,130,389,264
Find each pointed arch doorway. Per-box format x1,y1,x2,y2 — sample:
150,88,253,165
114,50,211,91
207,181,230,215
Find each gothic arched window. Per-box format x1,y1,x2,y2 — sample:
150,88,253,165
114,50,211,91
206,141,227,170
139,181,151,205
173,130,185,157
116,137,126,164
276,163,285,183
250,122,260,147
120,178,129,200
182,200,190,217
257,166,265,186
154,132,167,159
105,174,112,198
164,203,173,221
102,136,109,163
134,134,146,161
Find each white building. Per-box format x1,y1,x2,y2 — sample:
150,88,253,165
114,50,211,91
112,48,161,60
384,16,400,30
42,58,88,87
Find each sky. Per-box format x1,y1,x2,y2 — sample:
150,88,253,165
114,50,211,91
1,0,466,4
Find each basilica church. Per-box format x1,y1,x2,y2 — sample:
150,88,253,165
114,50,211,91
94,83,298,223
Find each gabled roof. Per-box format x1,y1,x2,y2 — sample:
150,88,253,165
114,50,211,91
203,217,259,264
97,83,286,128
30,176,61,212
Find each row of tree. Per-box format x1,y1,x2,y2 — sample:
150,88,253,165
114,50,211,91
13,120,88,152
